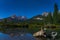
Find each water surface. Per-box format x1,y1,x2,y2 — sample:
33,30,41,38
0,32,36,40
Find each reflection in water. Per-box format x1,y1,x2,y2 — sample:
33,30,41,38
0,32,36,40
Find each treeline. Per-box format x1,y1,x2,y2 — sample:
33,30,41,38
44,3,60,25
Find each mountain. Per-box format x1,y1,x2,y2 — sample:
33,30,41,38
10,15,27,22
27,15,44,24
30,15,44,20
0,15,27,22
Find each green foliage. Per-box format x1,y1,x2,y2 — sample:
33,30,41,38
53,3,58,24
46,12,53,24
57,12,60,24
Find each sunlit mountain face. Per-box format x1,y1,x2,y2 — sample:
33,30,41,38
8,15,27,22
0,15,27,22
10,15,27,20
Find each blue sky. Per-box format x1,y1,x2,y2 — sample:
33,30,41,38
0,0,60,19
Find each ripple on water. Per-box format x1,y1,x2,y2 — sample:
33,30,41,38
0,32,36,40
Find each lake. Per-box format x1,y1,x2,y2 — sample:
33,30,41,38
0,32,36,40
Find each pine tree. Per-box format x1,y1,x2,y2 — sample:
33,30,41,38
53,3,58,24
46,12,53,24
57,12,60,24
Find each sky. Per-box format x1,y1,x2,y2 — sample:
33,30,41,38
0,0,60,19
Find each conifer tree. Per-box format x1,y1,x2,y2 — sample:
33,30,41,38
53,3,58,24
46,12,53,24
